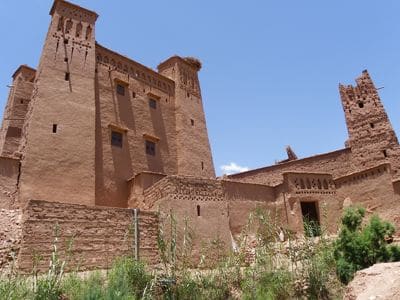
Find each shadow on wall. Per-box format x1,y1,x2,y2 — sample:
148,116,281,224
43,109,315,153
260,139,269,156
146,98,165,173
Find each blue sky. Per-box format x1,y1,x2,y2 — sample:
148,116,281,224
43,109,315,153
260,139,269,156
1,0,399,176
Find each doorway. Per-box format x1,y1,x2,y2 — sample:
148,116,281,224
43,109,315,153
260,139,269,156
300,201,321,237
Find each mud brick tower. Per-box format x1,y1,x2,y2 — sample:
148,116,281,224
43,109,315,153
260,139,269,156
18,1,98,206
339,70,400,178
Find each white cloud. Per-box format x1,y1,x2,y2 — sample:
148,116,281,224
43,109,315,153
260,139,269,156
220,162,249,175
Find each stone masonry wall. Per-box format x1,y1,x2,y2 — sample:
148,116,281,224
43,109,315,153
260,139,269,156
17,200,159,272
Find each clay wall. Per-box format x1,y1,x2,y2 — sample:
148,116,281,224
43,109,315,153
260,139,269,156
0,157,20,209
158,57,216,178
17,200,159,272
94,44,177,207
339,71,400,179
0,209,22,269
144,176,231,261
18,1,98,206
228,148,352,186
335,163,400,229
0,66,35,158
282,172,340,233
128,172,167,208
222,180,282,237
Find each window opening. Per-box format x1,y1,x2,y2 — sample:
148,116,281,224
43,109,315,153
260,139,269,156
116,84,125,96
149,99,157,109
65,72,70,81
197,205,200,216
52,124,57,133
111,131,123,147
146,140,156,156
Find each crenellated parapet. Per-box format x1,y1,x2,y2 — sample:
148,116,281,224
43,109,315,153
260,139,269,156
95,44,175,95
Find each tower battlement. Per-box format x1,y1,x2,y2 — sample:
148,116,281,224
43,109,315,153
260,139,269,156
339,70,400,176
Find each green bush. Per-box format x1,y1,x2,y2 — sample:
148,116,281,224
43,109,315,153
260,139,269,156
334,206,400,284
106,257,152,300
63,272,104,300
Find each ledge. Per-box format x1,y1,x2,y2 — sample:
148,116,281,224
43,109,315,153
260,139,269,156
143,133,159,142
108,123,128,132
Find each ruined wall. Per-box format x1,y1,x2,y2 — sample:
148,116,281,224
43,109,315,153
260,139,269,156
0,209,22,270
0,157,20,209
17,200,159,272
94,44,177,208
335,164,400,229
228,148,352,186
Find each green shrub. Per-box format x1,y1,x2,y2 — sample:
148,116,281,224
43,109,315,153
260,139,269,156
106,257,152,300
334,206,400,284
63,272,104,300
242,269,293,300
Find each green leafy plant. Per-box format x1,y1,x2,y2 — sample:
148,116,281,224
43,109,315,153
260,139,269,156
334,206,400,284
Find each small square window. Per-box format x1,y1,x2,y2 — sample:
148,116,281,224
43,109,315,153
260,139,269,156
149,98,157,109
116,84,125,96
146,140,156,156
111,131,123,147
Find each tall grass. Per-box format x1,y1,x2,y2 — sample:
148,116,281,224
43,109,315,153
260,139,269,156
1,208,374,299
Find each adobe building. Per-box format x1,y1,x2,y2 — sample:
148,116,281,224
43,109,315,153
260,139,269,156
1,0,400,270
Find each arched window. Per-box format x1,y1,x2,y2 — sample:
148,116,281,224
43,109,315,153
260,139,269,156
65,19,73,34
103,56,109,64
96,54,102,62
85,25,92,40
196,205,201,217
300,179,305,189
306,179,311,189
317,179,322,189
323,179,329,189
57,16,64,31
75,22,82,38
